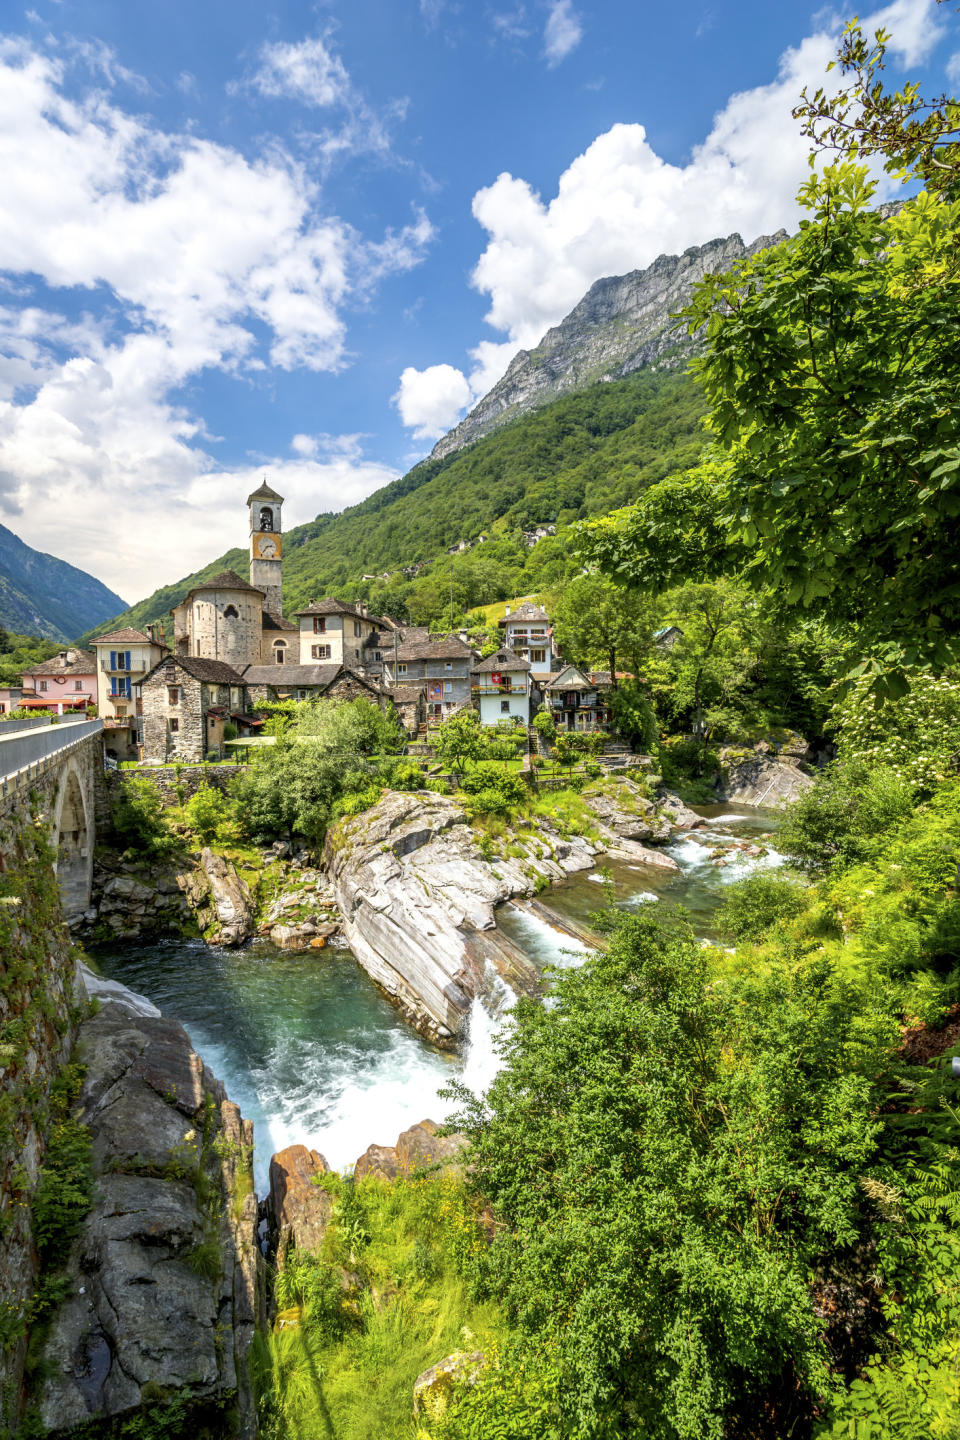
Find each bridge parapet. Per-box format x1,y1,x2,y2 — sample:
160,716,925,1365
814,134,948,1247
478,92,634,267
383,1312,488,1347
0,718,103,797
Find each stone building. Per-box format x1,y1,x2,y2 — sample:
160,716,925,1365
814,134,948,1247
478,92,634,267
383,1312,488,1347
294,598,393,670
540,663,613,732
241,661,383,708
140,655,249,764
19,649,98,717
381,634,474,719
471,648,533,726
498,602,557,679
170,571,269,670
91,627,168,761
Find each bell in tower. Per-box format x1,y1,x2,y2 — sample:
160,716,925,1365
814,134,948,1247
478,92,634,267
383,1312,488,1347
247,478,284,617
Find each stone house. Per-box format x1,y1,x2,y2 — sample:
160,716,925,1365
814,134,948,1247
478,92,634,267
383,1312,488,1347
654,625,683,649
471,648,532,726
0,686,22,715
540,663,613,732
91,627,168,761
390,684,427,736
498,602,557,680
381,634,475,719
19,649,98,717
240,661,384,708
140,656,248,764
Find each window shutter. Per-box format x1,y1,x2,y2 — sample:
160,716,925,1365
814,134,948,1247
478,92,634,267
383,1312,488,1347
124,651,131,670
110,651,116,670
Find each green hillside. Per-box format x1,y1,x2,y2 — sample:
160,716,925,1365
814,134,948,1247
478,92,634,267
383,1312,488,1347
82,369,704,640
0,521,128,642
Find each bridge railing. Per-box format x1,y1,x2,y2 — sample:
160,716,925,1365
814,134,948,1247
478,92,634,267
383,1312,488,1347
0,715,56,737
0,718,103,785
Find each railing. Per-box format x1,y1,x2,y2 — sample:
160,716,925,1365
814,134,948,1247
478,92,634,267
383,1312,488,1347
0,716,55,736
471,683,525,695
0,717,103,783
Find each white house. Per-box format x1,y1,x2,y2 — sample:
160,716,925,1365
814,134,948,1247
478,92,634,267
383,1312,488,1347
91,626,169,760
497,602,557,679
471,648,532,726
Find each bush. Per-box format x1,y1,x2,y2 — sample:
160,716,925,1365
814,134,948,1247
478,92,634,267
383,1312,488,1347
183,783,230,846
460,763,528,815
777,760,916,876
716,873,809,943
110,777,174,854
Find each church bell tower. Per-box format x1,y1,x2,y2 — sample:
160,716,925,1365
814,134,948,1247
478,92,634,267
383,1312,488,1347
248,479,284,617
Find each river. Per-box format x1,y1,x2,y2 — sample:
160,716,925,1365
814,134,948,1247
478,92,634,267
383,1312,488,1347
91,803,781,1192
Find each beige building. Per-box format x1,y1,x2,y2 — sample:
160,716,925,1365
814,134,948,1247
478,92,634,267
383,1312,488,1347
294,598,391,669
91,626,168,760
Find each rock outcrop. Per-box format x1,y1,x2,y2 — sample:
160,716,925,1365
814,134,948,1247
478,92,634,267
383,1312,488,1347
718,747,814,807
197,847,254,946
430,229,786,461
354,1120,466,1182
87,854,196,940
269,1145,332,1260
326,790,596,1045
40,1004,264,1439
413,1350,486,1421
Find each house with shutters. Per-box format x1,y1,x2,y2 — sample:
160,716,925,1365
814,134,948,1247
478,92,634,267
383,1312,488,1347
91,627,168,760
294,598,394,671
381,634,475,719
471,648,533,726
497,602,557,680
139,655,252,764
540,663,615,732
18,649,98,717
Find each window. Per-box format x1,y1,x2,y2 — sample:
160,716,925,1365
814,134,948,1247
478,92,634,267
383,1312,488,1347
297,690,308,700
530,649,546,665
311,644,331,660
224,605,238,620
444,682,452,694
74,681,84,691
313,617,326,634
444,662,452,671
397,663,407,675
169,718,179,732
353,621,362,637
110,677,131,699
113,651,130,671
500,700,511,714
115,705,127,718
168,687,180,705
274,643,287,665
39,680,48,692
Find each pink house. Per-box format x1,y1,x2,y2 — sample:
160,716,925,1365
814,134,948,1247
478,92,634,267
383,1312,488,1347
19,649,98,715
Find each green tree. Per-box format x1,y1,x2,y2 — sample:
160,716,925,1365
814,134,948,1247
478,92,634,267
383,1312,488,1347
652,579,764,741
183,783,230,846
552,574,652,686
433,710,487,775
450,913,894,1440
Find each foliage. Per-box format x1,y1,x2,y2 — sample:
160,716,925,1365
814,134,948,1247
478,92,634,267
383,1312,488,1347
110,777,177,855
459,763,528,816
833,670,960,790
450,912,896,1440
608,680,658,751
716,872,809,944
183,784,231,846
551,574,652,682
433,710,487,776
531,709,557,745
776,759,917,876
0,630,60,688
31,1062,92,1267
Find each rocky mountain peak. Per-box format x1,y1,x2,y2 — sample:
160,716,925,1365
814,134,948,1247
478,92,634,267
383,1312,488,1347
430,227,788,462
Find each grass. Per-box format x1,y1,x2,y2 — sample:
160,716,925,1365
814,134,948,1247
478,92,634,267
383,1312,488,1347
254,1175,506,1440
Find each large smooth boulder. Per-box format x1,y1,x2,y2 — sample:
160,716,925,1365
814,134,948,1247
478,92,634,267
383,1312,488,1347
269,1145,332,1259
199,848,253,946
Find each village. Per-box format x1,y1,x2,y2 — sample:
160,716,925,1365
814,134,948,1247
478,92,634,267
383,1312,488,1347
0,482,635,765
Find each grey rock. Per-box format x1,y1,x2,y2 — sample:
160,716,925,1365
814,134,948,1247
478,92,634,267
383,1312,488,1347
199,848,253,946
717,751,814,807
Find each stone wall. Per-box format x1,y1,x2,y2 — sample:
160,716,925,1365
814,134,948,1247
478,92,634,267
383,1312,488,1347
0,800,81,1435
108,764,242,807
141,665,207,763
190,588,261,669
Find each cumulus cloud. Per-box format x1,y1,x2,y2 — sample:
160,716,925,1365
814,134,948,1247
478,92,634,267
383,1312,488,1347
0,37,430,596
393,0,945,442
248,35,350,108
392,364,472,440
543,1,583,66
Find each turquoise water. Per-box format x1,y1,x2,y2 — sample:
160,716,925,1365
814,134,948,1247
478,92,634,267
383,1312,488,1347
92,803,780,1190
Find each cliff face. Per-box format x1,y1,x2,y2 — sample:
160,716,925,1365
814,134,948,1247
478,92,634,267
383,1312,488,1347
431,229,787,461
0,522,127,642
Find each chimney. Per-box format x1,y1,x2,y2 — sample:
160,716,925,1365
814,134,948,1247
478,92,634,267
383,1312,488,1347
504,604,511,616
57,650,68,666
459,630,468,644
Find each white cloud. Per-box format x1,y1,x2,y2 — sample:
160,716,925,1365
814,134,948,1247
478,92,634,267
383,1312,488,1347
392,364,472,440
248,35,350,108
0,37,431,597
543,1,582,66
947,48,960,81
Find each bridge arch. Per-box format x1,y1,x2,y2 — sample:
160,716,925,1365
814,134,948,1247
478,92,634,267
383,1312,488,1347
51,757,93,922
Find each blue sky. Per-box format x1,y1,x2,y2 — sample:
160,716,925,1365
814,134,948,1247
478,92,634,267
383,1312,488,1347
0,0,956,602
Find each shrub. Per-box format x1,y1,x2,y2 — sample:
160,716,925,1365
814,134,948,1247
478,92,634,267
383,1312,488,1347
777,760,916,876
461,763,527,814
183,783,230,846
110,777,174,854
716,873,809,943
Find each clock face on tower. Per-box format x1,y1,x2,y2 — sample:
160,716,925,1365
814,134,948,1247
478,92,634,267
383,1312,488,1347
253,532,281,559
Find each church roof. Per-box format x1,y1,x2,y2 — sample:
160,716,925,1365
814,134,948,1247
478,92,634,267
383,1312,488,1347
262,610,298,632
246,480,284,504
188,569,264,597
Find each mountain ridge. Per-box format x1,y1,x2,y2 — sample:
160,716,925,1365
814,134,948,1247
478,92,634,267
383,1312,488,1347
0,523,128,642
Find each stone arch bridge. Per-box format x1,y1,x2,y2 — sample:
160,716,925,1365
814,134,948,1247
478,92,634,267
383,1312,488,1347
0,718,105,922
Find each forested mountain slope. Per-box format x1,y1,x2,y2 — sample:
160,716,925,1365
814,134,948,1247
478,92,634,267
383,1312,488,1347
0,522,127,642
82,368,705,639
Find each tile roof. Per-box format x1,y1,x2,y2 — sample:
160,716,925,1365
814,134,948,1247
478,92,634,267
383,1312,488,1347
542,663,591,691
261,610,298,632
92,628,154,645
498,602,550,626
247,480,284,503
394,637,473,662
188,569,264,597
472,648,532,674
239,663,344,688
28,649,97,675
390,684,424,704
146,656,245,685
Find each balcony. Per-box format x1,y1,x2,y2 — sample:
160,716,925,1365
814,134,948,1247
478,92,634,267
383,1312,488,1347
472,682,525,696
